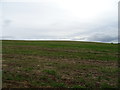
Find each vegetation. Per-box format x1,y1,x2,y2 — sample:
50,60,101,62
2,40,119,88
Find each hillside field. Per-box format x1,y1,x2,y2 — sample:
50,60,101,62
2,40,119,88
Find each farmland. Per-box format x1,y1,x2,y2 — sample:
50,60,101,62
2,40,119,88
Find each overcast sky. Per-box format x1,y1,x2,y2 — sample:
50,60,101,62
1,0,119,43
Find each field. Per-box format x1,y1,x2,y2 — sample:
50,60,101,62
2,40,119,88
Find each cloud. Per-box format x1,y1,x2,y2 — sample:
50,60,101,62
1,0,118,43
87,33,118,42
0,36,15,40
3,19,12,27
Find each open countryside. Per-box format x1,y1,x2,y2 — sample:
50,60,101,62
2,40,119,88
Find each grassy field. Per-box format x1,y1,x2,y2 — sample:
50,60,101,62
2,40,119,88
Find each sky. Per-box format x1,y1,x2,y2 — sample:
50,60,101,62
0,0,119,43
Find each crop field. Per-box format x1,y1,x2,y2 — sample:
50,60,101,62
2,40,119,88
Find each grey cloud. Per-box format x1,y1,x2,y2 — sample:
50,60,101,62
87,33,118,42
3,20,12,27
0,36,15,40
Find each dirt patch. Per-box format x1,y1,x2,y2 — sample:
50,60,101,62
3,80,33,88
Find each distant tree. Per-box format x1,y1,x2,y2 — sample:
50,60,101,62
111,42,113,44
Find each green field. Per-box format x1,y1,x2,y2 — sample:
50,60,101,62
2,40,119,88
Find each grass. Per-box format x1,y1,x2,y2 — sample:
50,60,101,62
2,40,119,88
42,69,57,75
